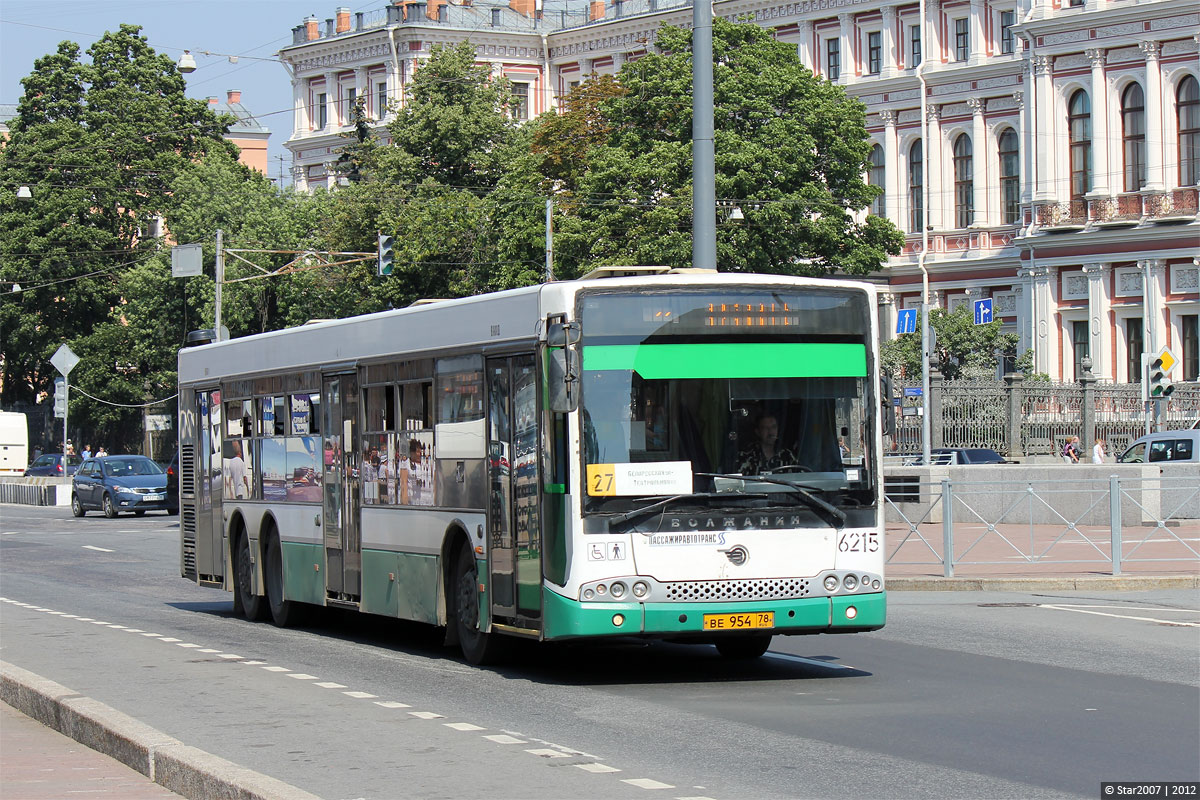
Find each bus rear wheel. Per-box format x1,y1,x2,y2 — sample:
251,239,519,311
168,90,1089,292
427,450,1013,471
264,532,298,627
452,542,506,665
234,532,267,621
715,634,773,659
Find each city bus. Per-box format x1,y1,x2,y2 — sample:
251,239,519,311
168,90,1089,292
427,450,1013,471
177,269,888,663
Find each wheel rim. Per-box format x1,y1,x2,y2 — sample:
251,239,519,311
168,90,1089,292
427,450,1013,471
104,496,113,514
73,497,80,513
237,540,253,601
456,556,478,631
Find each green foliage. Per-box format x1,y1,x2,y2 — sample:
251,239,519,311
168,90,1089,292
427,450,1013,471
881,305,1033,381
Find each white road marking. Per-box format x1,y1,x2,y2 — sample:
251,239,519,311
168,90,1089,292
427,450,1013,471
445,722,485,731
762,652,855,670
623,778,675,789
262,666,290,672
141,632,163,637
159,637,180,643
525,748,570,758
108,625,127,629
374,701,410,709
82,545,114,553
287,673,318,680
90,620,112,625
576,763,621,774
123,628,143,633
217,654,243,659
176,643,201,648
408,711,444,720
197,648,220,653
343,691,377,699
315,682,347,689
1038,604,1200,627
241,660,267,665
484,734,526,744
676,796,718,800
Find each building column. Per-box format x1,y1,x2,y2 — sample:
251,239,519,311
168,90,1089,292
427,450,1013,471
1139,41,1165,192
838,13,855,83
1032,265,1054,376
354,67,368,119
322,71,337,130
927,104,945,231
1084,262,1113,381
882,109,901,228
968,97,989,226
927,0,943,65
293,76,309,135
1141,259,1167,354
1014,88,1030,219
968,0,985,66
797,20,814,73
1031,55,1055,203
881,7,899,78
1086,49,1110,198
879,292,898,342
1013,280,1029,356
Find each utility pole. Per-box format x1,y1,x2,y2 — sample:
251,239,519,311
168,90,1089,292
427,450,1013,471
545,197,554,282
215,229,225,341
692,0,716,271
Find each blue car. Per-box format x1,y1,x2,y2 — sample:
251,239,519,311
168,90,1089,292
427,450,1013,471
72,455,170,518
24,453,82,477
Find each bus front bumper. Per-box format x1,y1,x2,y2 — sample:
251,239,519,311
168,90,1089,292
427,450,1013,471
542,587,886,641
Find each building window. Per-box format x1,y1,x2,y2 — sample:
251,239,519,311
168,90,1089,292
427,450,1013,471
1069,0,1083,6
910,25,921,68
954,18,970,62
346,88,357,122
1183,314,1199,381
317,92,327,129
1072,320,1089,380
1179,76,1200,187
998,128,1020,224
1122,83,1146,192
826,39,841,81
1127,318,1143,384
908,140,924,232
868,144,886,216
1068,90,1092,203
868,31,882,75
511,82,529,121
953,133,974,228
377,82,388,119
1000,11,1015,55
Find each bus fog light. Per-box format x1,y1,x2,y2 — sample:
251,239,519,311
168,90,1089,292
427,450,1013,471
843,574,858,590
632,581,649,598
871,580,881,590
583,589,595,600
612,614,625,627
610,582,627,599
596,584,607,595
862,575,870,586
823,575,839,592
845,605,858,620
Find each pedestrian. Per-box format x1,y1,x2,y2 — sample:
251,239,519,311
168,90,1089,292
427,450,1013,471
65,439,75,455
1092,438,1106,464
1061,436,1080,464
81,444,92,459
95,445,108,457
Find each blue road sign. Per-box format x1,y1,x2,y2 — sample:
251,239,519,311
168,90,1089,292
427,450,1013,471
896,308,918,335
903,387,924,397
974,298,994,325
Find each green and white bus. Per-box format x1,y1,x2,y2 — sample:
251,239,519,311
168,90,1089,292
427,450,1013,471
177,269,888,663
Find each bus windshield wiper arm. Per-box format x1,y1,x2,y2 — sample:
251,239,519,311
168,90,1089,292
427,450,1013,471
697,472,847,529
606,492,766,529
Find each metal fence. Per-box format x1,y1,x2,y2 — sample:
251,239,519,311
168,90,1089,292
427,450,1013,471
893,376,1200,457
884,473,1200,576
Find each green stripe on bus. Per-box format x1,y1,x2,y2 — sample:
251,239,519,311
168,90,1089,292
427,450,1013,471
582,343,867,378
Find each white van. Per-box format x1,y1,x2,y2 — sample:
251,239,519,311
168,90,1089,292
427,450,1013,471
1117,429,1200,464
0,411,29,476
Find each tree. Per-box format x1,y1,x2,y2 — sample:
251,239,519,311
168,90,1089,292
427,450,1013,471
542,19,903,277
881,305,1026,381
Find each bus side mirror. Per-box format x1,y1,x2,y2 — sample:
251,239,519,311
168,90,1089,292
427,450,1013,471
881,373,896,436
547,348,579,413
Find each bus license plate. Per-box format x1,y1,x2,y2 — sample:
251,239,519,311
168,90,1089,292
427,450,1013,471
703,612,774,630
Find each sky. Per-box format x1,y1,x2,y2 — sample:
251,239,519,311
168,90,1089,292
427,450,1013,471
0,1,390,186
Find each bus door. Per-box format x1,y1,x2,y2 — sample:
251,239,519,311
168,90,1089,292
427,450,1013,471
322,372,362,601
191,388,224,583
486,355,542,627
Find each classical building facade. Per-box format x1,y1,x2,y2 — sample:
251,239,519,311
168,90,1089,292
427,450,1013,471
278,0,1199,383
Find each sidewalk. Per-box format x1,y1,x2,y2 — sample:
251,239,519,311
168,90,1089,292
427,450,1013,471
0,702,181,799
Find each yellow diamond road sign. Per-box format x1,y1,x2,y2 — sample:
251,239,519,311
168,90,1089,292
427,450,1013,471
1156,348,1177,374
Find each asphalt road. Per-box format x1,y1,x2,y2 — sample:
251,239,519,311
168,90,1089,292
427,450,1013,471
1,504,1197,800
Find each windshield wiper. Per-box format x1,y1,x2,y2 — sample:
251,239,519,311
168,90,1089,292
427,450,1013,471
697,472,847,529
606,492,767,530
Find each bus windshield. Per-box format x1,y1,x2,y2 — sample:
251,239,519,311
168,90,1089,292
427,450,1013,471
579,289,876,520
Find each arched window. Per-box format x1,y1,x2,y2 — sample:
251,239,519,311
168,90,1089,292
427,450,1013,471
1121,83,1146,192
1179,76,1200,187
998,128,1020,224
908,140,923,233
1068,90,1092,204
953,133,974,228
868,144,886,216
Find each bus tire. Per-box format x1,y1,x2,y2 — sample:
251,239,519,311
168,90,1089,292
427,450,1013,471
72,495,85,517
264,531,298,628
452,542,506,666
715,634,772,659
234,531,267,621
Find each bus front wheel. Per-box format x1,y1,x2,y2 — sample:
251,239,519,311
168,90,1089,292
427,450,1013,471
715,634,773,659
452,542,506,666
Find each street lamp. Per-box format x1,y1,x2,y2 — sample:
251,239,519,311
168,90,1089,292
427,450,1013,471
17,186,32,200
177,51,197,73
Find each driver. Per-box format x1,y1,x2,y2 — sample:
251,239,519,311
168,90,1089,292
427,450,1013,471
738,414,797,475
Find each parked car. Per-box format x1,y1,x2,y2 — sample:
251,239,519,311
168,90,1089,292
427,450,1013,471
24,453,82,477
71,455,170,518
164,450,180,514
904,448,1009,466
1117,430,1200,464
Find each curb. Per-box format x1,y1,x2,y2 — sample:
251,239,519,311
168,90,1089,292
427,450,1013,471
887,574,1200,591
0,661,323,800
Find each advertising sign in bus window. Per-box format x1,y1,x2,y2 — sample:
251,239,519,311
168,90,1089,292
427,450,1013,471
261,438,287,501
223,438,253,500
290,393,320,435
285,436,321,502
261,397,287,437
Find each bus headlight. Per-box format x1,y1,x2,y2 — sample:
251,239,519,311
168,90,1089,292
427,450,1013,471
843,574,858,591
583,588,595,600
871,580,881,590
610,582,627,599
632,581,649,598
823,575,839,592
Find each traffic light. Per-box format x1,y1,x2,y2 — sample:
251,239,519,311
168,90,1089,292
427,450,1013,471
377,232,394,277
1148,355,1175,399
53,378,67,418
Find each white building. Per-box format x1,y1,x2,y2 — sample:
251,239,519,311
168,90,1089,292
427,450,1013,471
278,0,1200,383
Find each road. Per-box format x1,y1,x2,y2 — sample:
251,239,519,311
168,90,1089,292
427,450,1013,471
1,504,1197,800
